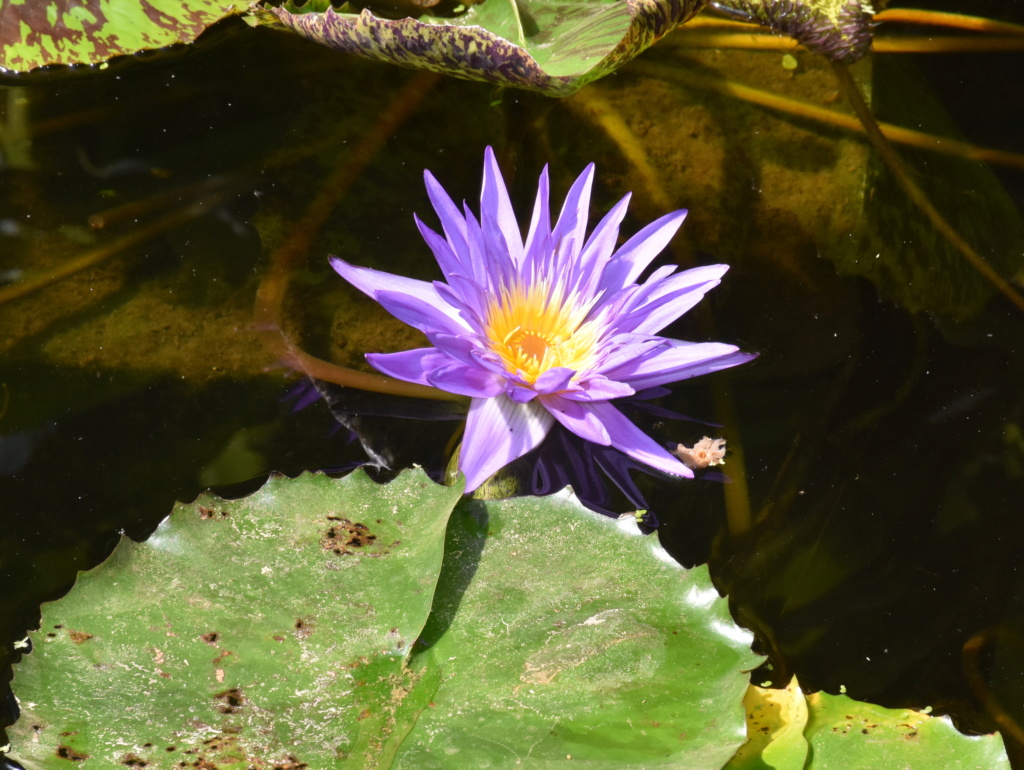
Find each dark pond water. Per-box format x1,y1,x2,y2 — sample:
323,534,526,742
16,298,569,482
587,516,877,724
1,0,1022,764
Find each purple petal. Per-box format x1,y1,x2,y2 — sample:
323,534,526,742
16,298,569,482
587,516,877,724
427,362,506,398
461,204,489,287
507,385,539,403
414,215,464,282
522,165,551,274
580,400,693,478
533,367,576,394
616,265,729,334
481,147,524,265
572,194,631,296
551,163,594,262
433,280,486,331
375,289,470,337
560,375,635,401
541,395,612,446
603,341,757,390
424,170,470,263
366,348,450,387
460,396,554,492
427,333,513,380
590,334,665,374
329,257,465,329
598,210,687,292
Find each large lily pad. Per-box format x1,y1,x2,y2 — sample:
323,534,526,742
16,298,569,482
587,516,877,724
0,0,251,72
265,0,709,96
8,469,759,767
401,492,761,766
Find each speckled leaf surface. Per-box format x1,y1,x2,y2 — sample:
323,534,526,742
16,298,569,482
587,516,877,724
9,469,462,768
802,690,1010,769
9,472,760,768
0,0,251,72
398,492,762,768
725,682,1011,769
266,0,708,96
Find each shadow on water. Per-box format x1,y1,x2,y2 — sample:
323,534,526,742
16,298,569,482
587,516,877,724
0,1,1023,764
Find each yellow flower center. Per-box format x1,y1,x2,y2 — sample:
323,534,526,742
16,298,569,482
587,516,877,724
482,278,600,384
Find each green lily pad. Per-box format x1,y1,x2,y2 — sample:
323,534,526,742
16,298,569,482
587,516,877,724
401,491,761,766
0,0,251,73
264,0,709,96
8,469,461,767
803,690,1011,769
725,680,1012,770
9,470,759,767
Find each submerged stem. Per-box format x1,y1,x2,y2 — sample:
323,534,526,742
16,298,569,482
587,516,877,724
0,193,233,307
872,8,1024,36
830,60,1024,315
252,70,462,403
631,61,1024,173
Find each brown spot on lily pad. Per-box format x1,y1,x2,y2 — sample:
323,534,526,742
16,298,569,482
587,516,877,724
120,754,150,766
57,744,88,761
197,505,229,520
213,687,245,714
321,517,385,556
68,629,93,644
273,756,309,770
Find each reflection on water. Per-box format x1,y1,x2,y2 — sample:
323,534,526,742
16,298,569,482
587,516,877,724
1,2,1022,763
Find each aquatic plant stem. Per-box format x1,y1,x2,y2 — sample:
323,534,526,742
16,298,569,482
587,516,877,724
252,71,463,403
829,60,1024,315
629,61,1024,173
87,174,247,230
712,382,752,536
672,30,1024,53
964,630,1024,749
872,8,1024,36
0,194,234,307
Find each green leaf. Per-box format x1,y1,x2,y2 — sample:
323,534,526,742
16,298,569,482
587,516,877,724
9,469,463,767
803,690,1011,769
9,472,759,767
264,0,709,96
726,678,808,770
725,681,1012,770
0,0,251,73
401,491,761,766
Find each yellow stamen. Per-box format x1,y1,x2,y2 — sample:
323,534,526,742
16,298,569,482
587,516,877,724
483,278,600,384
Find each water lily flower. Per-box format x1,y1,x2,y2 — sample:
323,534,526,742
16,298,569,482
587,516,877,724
330,148,755,492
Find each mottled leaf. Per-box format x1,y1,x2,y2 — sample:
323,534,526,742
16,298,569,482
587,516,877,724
0,0,251,73
265,0,709,96
711,0,874,62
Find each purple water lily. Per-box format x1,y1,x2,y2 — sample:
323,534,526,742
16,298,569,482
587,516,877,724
331,148,755,492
